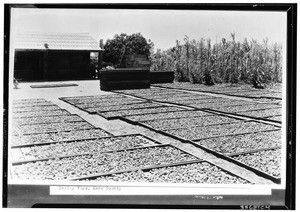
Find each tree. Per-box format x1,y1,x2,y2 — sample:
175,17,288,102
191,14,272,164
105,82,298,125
103,33,153,66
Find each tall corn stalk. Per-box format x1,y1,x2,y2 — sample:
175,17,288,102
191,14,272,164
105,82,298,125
150,34,282,87
174,40,183,81
203,39,214,85
272,42,282,83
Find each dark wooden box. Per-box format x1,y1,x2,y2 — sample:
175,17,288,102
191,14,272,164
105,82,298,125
99,68,150,91
150,71,174,84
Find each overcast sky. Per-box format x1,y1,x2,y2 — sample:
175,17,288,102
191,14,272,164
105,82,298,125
11,8,287,50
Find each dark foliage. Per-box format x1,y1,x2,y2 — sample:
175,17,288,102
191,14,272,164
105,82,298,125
103,33,153,66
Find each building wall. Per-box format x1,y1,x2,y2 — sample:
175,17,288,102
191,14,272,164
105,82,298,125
14,51,44,81
14,51,93,81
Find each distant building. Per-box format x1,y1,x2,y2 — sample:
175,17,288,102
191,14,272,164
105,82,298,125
13,32,103,81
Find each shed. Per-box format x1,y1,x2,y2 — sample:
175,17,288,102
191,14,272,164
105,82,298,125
14,32,103,81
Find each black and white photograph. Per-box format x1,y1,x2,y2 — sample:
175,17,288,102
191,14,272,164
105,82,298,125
2,3,296,209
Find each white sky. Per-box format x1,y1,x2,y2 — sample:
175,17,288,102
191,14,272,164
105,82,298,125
11,8,287,50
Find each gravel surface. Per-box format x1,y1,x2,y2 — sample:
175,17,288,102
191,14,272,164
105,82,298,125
115,88,180,95
268,84,282,91
226,90,270,95
143,93,207,99
230,90,281,95
188,100,253,108
12,121,95,135
266,115,282,122
12,115,84,126
126,91,194,97
11,128,111,146
151,96,237,105
212,89,252,94
60,95,135,105
13,102,56,108
93,162,250,184
154,83,254,92
227,91,282,99
84,102,164,113
232,148,281,178
141,115,240,130
252,98,281,104
212,104,280,113
61,94,125,101
164,121,279,140
195,130,281,155
154,83,282,97
260,93,282,99
73,99,147,109
13,105,62,112
21,135,159,160
117,89,217,103
175,96,223,102
12,146,197,180
99,106,186,118
124,110,212,122
159,97,220,105
12,110,71,118
13,98,48,103
134,93,214,101
152,83,221,91
238,108,282,118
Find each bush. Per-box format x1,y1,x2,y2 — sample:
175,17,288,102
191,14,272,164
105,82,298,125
104,33,153,67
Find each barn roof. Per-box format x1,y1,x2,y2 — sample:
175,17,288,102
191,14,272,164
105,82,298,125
14,32,102,51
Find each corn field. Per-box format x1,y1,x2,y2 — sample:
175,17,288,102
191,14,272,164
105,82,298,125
150,34,282,87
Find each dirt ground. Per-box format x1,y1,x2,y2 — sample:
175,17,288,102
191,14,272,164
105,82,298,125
10,80,275,184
